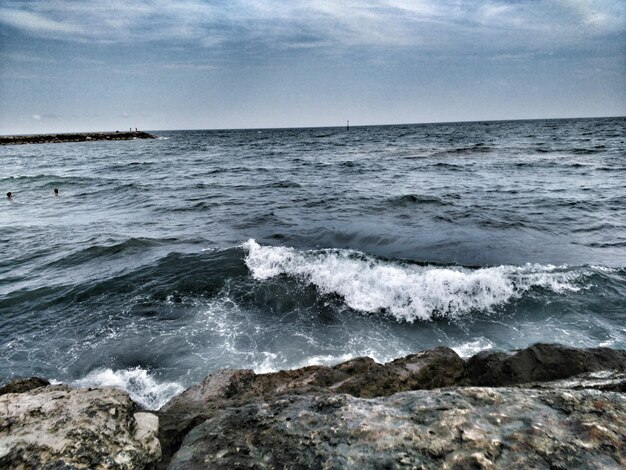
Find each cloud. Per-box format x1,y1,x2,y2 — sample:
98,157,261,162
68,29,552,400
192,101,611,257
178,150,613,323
163,63,216,71
0,51,54,63
0,0,624,61
0,7,84,35
559,0,625,30
31,114,59,120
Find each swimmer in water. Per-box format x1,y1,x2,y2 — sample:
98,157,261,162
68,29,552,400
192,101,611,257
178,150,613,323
6,192,11,199
54,188,59,195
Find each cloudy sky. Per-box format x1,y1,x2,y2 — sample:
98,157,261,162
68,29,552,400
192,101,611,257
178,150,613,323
1,0,624,134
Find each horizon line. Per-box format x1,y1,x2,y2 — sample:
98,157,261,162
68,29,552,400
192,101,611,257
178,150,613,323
2,114,624,137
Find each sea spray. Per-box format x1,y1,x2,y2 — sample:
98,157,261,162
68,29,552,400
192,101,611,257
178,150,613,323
70,367,184,410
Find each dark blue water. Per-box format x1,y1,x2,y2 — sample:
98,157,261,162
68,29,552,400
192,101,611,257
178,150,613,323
1,118,625,408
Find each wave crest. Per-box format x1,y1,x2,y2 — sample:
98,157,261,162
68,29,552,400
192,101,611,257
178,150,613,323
70,367,184,410
243,240,585,322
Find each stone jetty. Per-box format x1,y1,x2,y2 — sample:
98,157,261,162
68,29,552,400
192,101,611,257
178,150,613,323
1,343,625,469
0,131,156,145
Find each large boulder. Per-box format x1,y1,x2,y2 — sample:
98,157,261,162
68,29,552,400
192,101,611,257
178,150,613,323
466,343,626,386
168,387,626,470
159,344,626,467
158,347,465,467
163,347,464,413
0,377,50,396
0,385,161,469
2,343,625,469
157,369,257,469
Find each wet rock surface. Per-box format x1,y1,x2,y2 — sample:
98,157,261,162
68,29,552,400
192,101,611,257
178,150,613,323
158,347,465,466
0,377,49,396
158,343,626,468
466,343,626,386
0,385,161,469
168,387,626,470
163,346,465,414
1,343,625,469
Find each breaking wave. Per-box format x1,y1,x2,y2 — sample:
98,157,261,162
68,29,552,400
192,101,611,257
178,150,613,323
70,367,185,410
243,240,588,322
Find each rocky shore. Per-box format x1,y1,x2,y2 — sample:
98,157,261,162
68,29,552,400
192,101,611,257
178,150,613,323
0,131,156,145
1,343,625,469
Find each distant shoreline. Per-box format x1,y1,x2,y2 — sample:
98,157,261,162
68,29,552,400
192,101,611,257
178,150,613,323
0,131,156,145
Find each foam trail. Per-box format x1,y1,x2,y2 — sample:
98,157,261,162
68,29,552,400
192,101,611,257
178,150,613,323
243,240,586,322
252,353,359,374
70,367,185,410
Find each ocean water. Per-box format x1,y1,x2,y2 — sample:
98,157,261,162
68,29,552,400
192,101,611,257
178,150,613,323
1,117,625,409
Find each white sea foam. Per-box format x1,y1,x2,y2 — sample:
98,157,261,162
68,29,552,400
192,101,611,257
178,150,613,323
70,367,185,410
252,353,358,374
253,352,281,374
451,338,496,358
243,239,586,322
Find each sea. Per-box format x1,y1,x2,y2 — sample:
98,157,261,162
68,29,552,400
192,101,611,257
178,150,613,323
1,117,625,409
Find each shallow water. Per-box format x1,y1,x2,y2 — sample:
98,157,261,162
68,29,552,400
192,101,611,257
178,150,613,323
1,117,625,408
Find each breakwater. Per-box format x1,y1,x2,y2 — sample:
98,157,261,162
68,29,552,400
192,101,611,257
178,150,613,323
0,131,156,145
1,343,625,469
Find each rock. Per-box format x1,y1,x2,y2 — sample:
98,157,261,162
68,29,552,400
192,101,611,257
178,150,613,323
161,369,256,414
0,132,156,145
168,387,626,470
466,343,626,386
2,343,625,469
158,347,464,467
156,369,255,469
164,347,464,412
158,344,626,467
0,385,160,469
0,377,49,396
385,346,467,391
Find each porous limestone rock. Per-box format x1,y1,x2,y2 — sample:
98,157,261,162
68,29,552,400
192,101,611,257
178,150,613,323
0,377,49,396
163,347,465,413
2,344,625,469
158,347,465,466
168,387,626,470
0,385,161,469
466,343,626,386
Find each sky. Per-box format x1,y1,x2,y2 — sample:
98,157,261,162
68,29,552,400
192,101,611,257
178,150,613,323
0,0,625,134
